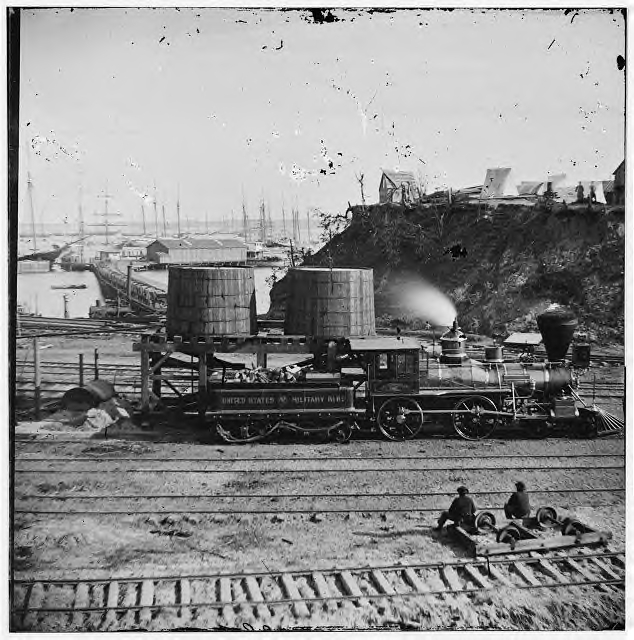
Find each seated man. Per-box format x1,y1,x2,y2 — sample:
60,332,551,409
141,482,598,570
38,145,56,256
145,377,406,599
434,486,476,530
504,481,531,519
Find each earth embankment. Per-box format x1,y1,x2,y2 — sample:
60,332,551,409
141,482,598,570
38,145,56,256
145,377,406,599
269,203,625,344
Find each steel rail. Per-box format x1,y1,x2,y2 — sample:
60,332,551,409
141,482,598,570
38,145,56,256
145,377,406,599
14,453,625,462
15,488,625,500
13,502,620,515
14,465,626,474
11,552,625,621
12,550,625,584
11,580,626,615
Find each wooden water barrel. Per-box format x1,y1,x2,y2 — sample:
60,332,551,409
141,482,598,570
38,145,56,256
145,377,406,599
167,267,257,338
284,267,376,337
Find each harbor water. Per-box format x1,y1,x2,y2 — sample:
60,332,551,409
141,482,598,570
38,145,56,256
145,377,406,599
17,265,276,318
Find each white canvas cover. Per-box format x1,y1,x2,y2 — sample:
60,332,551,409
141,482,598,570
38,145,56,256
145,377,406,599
517,174,567,196
481,168,519,198
517,181,546,196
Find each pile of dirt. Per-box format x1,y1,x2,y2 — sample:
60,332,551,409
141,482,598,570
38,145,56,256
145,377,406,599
269,202,625,344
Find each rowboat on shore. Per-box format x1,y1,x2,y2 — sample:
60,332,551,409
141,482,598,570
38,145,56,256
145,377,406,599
51,284,88,290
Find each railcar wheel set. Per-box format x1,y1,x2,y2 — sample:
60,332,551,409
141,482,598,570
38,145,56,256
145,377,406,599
132,267,623,444
448,504,612,557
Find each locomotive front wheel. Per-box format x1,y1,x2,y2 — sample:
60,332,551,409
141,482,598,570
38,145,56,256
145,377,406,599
329,420,353,444
377,398,424,441
215,419,276,444
452,396,499,441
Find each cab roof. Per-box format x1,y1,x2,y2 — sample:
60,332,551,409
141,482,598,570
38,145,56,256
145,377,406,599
348,336,421,352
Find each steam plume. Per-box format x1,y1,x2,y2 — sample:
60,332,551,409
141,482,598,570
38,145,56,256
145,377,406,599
392,276,457,327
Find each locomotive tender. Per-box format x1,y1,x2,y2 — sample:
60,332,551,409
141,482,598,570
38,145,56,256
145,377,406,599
204,309,617,443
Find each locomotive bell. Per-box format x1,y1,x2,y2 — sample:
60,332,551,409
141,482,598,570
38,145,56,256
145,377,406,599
440,319,469,364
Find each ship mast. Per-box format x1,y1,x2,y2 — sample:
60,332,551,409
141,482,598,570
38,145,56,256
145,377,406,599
92,181,122,246
259,196,267,243
78,182,84,261
176,183,181,237
27,171,37,251
241,188,249,242
153,181,159,239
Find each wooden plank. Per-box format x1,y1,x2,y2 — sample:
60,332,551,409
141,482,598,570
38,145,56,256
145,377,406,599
512,562,541,586
339,570,369,608
280,573,310,618
476,533,608,557
104,581,119,627
178,579,191,622
23,582,44,628
440,566,463,592
588,557,622,581
312,572,337,611
402,567,429,594
219,577,235,624
463,564,492,589
531,558,567,584
564,557,595,581
72,582,89,627
370,569,396,596
139,580,154,625
486,564,513,587
244,576,269,620
611,555,626,569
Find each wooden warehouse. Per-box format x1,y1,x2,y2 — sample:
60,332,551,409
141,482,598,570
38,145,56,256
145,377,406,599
146,237,247,265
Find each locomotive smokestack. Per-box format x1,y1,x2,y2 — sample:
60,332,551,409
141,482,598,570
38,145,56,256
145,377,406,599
536,305,578,362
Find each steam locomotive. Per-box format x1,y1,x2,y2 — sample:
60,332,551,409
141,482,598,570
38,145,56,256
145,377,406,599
204,307,623,443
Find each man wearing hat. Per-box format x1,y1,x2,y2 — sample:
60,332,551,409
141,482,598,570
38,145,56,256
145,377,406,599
504,481,531,519
434,486,476,531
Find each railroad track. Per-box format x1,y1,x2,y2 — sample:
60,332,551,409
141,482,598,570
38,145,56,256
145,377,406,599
12,550,625,631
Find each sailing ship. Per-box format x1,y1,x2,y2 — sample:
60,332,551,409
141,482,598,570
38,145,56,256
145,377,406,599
18,172,52,273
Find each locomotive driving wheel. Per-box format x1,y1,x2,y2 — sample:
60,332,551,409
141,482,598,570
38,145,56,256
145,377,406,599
452,395,499,440
377,398,424,441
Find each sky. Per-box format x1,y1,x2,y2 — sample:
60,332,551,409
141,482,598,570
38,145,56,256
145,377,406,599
18,7,626,231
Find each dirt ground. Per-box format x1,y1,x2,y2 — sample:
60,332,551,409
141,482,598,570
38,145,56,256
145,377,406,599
13,431,625,631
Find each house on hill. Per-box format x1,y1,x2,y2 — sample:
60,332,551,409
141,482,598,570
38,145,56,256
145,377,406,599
146,237,247,264
379,169,420,205
613,160,625,205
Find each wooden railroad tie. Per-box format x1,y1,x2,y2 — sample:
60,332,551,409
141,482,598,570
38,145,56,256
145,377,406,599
280,574,310,618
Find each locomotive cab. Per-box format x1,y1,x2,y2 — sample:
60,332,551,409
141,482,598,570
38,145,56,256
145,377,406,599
348,337,421,395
